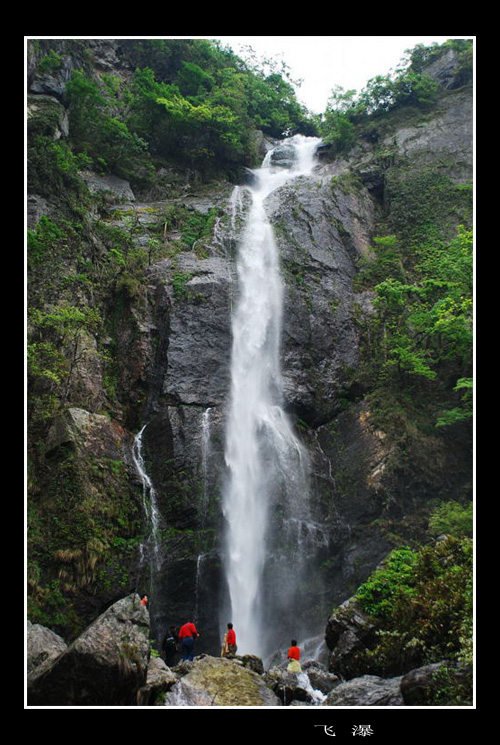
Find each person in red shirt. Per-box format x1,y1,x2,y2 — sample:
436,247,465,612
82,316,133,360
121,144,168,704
178,621,199,661
287,639,301,672
226,623,237,656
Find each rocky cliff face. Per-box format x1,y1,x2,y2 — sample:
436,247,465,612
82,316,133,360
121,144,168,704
27,41,473,657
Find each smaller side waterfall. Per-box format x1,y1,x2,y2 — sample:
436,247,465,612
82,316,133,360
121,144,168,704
132,424,162,572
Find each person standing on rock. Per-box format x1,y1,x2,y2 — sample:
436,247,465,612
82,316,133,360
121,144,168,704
162,626,179,667
287,639,302,673
221,622,237,657
178,620,199,661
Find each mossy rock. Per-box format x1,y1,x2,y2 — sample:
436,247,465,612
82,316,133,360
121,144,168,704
166,656,280,706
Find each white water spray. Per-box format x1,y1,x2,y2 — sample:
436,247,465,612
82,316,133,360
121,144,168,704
133,424,162,572
201,407,212,525
222,135,321,658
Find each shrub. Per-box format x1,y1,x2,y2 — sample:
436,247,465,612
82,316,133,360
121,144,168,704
355,537,473,678
428,500,473,538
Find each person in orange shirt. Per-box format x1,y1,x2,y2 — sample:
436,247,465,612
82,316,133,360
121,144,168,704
178,620,199,661
287,639,301,672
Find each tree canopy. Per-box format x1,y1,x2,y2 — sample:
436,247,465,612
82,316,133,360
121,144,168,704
61,38,315,181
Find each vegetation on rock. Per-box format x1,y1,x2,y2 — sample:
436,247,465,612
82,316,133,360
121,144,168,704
318,39,473,154
352,532,473,704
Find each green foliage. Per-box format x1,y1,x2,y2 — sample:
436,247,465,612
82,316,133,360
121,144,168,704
318,69,436,150
384,169,472,251
65,70,155,185
357,165,473,429
435,378,473,426
319,86,360,153
27,302,103,425
179,207,218,249
319,41,472,153
356,70,439,115
30,38,317,185
355,166,473,433
27,134,91,202
155,92,245,164
27,216,67,268
82,39,313,178
356,548,418,619
177,60,215,98
408,39,473,86
37,49,63,73
27,447,142,637
355,537,473,680
428,500,473,538
368,226,473,391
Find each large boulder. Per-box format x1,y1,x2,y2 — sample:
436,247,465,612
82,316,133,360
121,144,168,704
27,621,67,683
302,660,341,695
165,655,281,706
137,656,178,706
324,674,404,706
268,141,297,169
401,662,473,706
325,596,376,678
27,594,150,706
265,662,337,705
265,666,315,705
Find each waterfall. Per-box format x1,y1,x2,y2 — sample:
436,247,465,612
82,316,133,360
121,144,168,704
222,135,322,659
200,407,211,526
132,424,162,572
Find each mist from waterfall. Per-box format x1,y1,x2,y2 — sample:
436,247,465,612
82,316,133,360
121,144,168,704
222,135,322,658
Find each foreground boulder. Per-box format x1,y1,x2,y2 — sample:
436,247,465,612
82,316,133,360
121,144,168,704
302,660,341,695
325,596,376,678
324,674,404,706
28,594,150,706
165,655,281,706
27,621,67,683
137,656,178,706
401,662,473,706
265,661,339,705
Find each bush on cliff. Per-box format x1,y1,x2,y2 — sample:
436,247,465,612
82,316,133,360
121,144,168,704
353,534,473,689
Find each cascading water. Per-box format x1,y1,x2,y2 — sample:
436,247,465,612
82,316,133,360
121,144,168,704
200,407,212,526
222,135,322,659
132,424,162,573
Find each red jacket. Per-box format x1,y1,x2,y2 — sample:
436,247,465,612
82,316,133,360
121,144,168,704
227,628,236,645
178,622,198,639
288,645,300,661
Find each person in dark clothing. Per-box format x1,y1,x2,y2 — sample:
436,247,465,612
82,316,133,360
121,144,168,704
162,626,179,667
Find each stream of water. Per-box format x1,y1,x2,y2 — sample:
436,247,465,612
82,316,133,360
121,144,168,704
132,424,162,573
222,135,322,658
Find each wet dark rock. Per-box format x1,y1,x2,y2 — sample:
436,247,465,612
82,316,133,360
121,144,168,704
324,674,404,706
27,594,150,706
